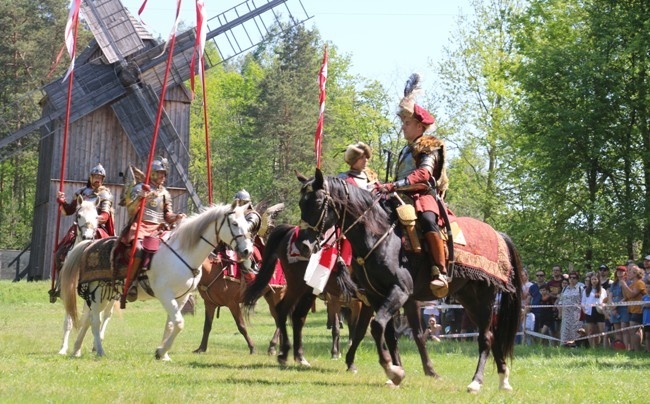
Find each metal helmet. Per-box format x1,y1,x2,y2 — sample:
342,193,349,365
89,163,106,178
234,189,251,203
151,157,168,173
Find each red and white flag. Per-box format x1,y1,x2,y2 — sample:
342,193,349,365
314,46,328,169
190,0,207,93
63,0,83,81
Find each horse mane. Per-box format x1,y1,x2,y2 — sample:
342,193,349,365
173,204,232,251
326,176,391,237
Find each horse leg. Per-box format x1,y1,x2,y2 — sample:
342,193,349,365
403,299,439,377
264,290,282,356
71,305,92,357
345,303,372,373
457,289,494,394
90,299,110,357
274,296,292,366
193,300,216,353
292,293,317,366
59,313,73,355
327,299,342,359
97,301,115,348
229,301,256,354
369,286,409,386
155,293,188,361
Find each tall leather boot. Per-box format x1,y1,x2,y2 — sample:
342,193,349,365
424,231,449,298
126,257,141,302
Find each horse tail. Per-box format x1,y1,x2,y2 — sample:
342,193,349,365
494,233,523,361
60,240,92,328
243,224,294,309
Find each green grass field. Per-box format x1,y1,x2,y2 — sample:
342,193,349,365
0,280,648,403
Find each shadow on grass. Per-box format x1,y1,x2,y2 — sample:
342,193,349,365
186,360,339,374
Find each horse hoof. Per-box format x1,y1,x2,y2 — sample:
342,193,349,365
277,357,288,367
268,347,277,356
384,380,399,389
58,349,67,356
331,353,341,360
297,358,311,367
347,364,358,374
385,365,405,386
249,347,256,355
155,349,171,361
193,348,206,354
467,380,482,393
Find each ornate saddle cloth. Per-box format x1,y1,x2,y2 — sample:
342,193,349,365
449,217,513,292
78,237,129,283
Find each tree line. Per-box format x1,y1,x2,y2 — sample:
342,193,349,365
1,0,649,274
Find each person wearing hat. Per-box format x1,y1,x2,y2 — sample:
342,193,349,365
374,73,450,298
50,163,115,302
338,142,377,190
599,264,612,290
118,157,186,299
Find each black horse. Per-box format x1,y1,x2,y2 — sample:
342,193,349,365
243,224,372,367
296,169,523,393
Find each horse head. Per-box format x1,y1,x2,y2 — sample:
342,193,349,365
296,169,338,257
219,201,254,261
75,198,99,242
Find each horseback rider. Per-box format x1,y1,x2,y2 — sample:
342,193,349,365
118,157,185,299
50,163,115,302
337,142,377,190
211,189,261,285
374,74,450,298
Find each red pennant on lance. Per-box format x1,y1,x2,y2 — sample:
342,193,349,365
63,0,82,81
136,0,152,32
190,0,207,94
314,46,328,169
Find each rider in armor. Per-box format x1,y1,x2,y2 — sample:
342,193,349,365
50,163,115,302
118,158,185,299
374,74,450,298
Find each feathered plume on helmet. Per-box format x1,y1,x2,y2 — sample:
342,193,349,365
398,73,435,128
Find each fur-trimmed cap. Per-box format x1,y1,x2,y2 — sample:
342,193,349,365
344,142,372,165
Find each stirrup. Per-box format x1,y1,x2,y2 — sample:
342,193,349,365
430,274,449,298
126,285,138,302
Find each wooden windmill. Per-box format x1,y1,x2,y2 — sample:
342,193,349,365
0,0,311,280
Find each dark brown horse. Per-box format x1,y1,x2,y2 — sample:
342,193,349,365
243,224,372,367
296,170,523,393
193,256,285,355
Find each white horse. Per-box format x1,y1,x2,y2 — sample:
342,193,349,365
60,202,253,360
57,198,117,355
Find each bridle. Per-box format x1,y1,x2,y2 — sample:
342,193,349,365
201,210,248,252
75,210,98,241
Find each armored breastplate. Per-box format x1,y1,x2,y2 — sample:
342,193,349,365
143,191,167,224
395,145,417,181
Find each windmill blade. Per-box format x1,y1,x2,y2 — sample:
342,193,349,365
80,0,146,63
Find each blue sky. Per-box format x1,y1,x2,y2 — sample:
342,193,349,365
120,0,472,97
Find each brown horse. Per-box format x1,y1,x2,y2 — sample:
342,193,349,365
193,257,285,355
243,224,371,367
324,293,366,362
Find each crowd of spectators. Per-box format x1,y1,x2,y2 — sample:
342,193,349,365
522,258,650,351
409,257,650,352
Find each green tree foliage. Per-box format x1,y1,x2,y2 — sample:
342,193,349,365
189,24,393,222
436,0,524,224
0,0,70,248
512,0,650,268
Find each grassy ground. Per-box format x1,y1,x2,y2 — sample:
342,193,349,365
0,280,648,403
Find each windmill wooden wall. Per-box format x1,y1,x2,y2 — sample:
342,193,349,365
29,84,191,281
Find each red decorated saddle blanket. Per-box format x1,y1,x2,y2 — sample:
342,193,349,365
447,217,513,291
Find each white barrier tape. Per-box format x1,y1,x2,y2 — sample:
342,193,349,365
523,324,643,344
526,300,646,310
